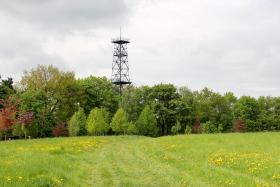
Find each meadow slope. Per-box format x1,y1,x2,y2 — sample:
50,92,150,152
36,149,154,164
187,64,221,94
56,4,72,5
0,133,280,187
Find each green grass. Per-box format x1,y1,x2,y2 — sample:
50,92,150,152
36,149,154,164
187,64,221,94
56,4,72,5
0,133,280,187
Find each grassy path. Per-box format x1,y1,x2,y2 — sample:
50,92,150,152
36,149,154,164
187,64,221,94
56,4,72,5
0,133,280,186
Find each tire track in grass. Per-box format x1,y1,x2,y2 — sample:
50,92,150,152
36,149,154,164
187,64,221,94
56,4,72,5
89,140,123,186
108,138,166,186
87,137,178,187
122,139,176,187
81,135,279,187
86,137,147,186
133,138,211,187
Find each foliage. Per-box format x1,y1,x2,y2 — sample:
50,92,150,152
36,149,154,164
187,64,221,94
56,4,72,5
68,108,87,136
18,111,35,139
136,105,158,137
0,108,16,134
19,90,51,137
178,87,196,130
126,121,137,135
150,84,180,135
192,120,202,133
233,119,245,132
217,123,224,133
184,125,192,134
256,96,280,131
12,124,24,138
202,121,218,134
120,86,152,122
19,112,35,126
77,76,119,116
233,96,260,131
1,65,280,139
0,98,17,140
87,108,110,135
171,121,181,135
194,88,236,132
20,65,79,123
52,123,67,137
0,76,15,103
111,108,130,135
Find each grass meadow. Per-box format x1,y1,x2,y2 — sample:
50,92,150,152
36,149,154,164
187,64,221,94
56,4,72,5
0,132,279,187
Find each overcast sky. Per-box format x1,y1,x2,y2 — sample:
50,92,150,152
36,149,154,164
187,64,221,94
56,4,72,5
0,0,280,97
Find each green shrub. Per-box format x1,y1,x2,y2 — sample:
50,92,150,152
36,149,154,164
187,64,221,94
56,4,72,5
24,123,39,138
184,125,192,134
111,108,130,135
171,121,181,135
68,108,87,136
218,123,224,133
136,105,158,137
202,121,218,134
127,122,137,135
12,124,24,138
246,119,258,132
87,108,110,136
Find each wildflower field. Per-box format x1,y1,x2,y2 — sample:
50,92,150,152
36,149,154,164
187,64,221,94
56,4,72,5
0,133,279,187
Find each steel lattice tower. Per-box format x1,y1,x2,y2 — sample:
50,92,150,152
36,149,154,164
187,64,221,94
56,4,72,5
111,30,131,94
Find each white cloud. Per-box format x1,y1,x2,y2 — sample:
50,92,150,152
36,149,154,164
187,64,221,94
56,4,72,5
0,0,280,97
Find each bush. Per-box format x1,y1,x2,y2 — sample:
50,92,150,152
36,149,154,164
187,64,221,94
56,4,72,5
111,108,130,135
87,108,110,136
25,123,39,138
18,111,35,139
0,99,17,140
233,119,245,132
202,121,218,134
12,124,24,138
127,122,137,135
245,119,258,132
171,121,181,135
68,108,87,136
184,125,192,134
192,120,202,134
52,123,67,137
136,105,158,137
217,123,223,133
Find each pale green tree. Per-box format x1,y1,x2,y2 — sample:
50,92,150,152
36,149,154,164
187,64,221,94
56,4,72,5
68,108,87,136
136,105,158,137
87,108,110,135
111,108,130,135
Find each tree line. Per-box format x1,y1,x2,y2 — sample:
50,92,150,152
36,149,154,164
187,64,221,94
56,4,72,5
0,65,279,140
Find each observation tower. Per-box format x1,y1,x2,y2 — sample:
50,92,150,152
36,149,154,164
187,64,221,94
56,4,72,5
111,29,131,94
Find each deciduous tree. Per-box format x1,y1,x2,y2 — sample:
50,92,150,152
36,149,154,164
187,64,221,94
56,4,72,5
111,108,130,135
0,98,17,140
136,105,158,137
20,65,79,123
68,108,87,136
87,108,110,135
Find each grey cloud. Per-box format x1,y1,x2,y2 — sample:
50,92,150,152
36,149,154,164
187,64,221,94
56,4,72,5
1,0,280,97
0,0,129,31
0,0,131,81
0,33,66,81
127,0,280,97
